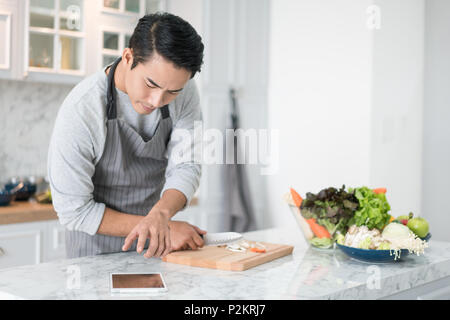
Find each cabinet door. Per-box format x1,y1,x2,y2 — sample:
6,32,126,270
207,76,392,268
96,0,165,71
0,222,45,269
0,0,25,80
25,0,86,83
0,10,11,70
43,220,66,262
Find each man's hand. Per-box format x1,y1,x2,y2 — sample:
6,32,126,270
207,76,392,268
168,221,207,252
122,208,171,258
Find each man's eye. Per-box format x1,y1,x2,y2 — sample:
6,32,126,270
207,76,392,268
145,82,156,88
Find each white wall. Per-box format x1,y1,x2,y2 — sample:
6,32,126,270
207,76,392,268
266,0,426,230
266,0,374,228
422,0,450,241
369,0,424,218
166,0,203,36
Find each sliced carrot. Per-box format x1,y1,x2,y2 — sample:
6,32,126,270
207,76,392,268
373,188,387,194
290,187,303,207
305,218,331,239
250,247,266,253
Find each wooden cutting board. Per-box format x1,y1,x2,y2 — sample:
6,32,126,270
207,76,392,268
162,241,294,271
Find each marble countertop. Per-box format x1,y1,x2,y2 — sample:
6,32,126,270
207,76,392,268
1,227,450,300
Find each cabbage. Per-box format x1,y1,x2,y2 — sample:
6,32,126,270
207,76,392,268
377,241,391,250
336,233,345,245
381,222,428,254
381,222,412,240
358,236,372,249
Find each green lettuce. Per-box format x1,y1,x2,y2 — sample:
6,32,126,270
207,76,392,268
300,185,359,236
317,218,336,234
348,186,391,230
310,237,333,248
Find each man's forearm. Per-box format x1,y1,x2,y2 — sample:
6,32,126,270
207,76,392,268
151,189,187,218
96,189,187,237
97,207,144,237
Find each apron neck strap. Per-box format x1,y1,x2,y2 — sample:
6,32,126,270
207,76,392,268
106,57,122,120
160,105,170,119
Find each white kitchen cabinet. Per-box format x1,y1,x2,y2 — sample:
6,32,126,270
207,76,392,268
0,10,11,70
97,0,166,69
43,219,66,262
0,0,25,80
102,0,161,16
0,219,66,270
0,0,165,84
25,0,86,80
0,221,45,269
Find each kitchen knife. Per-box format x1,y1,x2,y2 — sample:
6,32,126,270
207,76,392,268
201,232,243,246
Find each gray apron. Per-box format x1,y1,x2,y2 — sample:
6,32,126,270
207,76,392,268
65,57,173,258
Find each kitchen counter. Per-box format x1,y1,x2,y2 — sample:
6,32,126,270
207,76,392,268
0,198,199,226
0,201,57,225
0,226,449,300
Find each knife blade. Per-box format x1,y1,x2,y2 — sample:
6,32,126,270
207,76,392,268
201,232,243,246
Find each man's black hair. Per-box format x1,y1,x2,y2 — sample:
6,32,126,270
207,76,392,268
128,12,204,78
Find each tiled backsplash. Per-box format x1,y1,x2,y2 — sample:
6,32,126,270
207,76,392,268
0,79,74,184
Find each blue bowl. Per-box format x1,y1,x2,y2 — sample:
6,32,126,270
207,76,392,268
336,243,409,263
336,232,431,263
420,233,432,242
0,189,13,206
4,181,37,201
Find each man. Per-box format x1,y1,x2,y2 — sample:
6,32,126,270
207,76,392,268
47,13,206,259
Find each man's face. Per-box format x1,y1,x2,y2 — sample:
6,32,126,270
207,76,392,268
123,50,191,115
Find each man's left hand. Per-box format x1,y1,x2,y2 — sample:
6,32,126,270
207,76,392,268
168,221,207,252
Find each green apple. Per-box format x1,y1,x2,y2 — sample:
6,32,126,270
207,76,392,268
397,212,414,221
407,217,429,238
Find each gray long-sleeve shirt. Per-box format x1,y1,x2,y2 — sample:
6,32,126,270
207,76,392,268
47,66,202,236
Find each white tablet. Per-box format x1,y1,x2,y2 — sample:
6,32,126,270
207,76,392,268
109,272,168,294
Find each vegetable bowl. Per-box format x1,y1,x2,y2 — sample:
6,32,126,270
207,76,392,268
285,192,333,249
335,224,430,263
284,185,358,250
336,234,431,263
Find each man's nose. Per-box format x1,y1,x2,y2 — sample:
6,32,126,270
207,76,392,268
147,91,165,108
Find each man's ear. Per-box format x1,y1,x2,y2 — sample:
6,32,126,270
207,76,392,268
122,48,134,68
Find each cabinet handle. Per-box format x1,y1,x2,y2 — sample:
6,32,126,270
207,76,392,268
0,247,5,257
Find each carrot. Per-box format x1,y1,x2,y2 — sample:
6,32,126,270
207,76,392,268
373,188,387,194
250,247,266,253
290,187,303,207
305,218,331,239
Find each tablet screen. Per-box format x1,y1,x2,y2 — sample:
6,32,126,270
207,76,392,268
111,273,165,289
